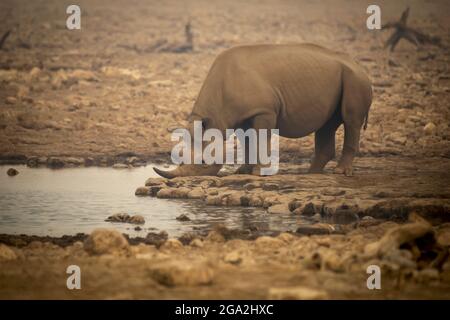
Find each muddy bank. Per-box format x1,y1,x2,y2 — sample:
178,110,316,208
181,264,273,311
137,157,450,224
1,215,449,299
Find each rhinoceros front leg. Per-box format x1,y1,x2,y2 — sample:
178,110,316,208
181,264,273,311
236,113,277,176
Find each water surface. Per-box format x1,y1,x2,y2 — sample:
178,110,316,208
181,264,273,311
0,165,297,237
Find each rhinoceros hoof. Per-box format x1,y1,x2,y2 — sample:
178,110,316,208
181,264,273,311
333,166,353,177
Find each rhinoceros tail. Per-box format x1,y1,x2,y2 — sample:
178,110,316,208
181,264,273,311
363,113,369,130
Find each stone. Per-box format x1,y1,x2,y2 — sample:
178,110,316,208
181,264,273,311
84,229,130,255
112,163,129,169
436,227,450,247
414,268,440,283
176,214,191,221
145,231,168,247
268,286,328,300
288,200,303,212
6,168,19,176
224,251,242,265
149,262,214,286
205,230,226,243
225,192,243,206
205,195,222,205
160,238,183,251
47,157,65,168
187,188,206,199
262,183,279,191
267,203,290,214
190,238,204,248
0,244,17,261
243,182,261,191
135,186,151,196
364,220,432,258
157,187,190,199
248,195,263,207
296,223,336,236
128,215,145,225
255,236,284,249
5,96,17,104
105,213,130,222
423,122,437,135
145,177,167,186
298,201,322,216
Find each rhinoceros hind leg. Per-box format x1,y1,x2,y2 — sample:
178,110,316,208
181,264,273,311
309,111,342,173
334,68,372,177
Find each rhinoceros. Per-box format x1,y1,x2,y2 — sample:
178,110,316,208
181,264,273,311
154,43,372,178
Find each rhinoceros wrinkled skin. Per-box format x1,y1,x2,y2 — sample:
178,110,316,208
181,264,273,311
154,43,372,179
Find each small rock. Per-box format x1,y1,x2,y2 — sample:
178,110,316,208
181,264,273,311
7,168,19,176
225,192,243,206
160,238,183,250
176,214,191,222
0,244,17,261
268,286,328,300
296,223,335,236
145,177,167,186
187,188,205,199
423,122,437,135
135,186,151,196
243,182,261,191
128,215,145,225
5,96,17,104
436,227,450,247
47,157,64,168
145,231,168,247
255,236,284,249
112,163,129,169
134,226,142,231
105,213,130,222
190,238,204,248
84,229,129,255
262,183,279,191
149,262,214,287
414,268,440,283
288,200,303,212
205,230,226,243
364,220,432,258
224,251,242,265
268,203,290,214
299,201,322,216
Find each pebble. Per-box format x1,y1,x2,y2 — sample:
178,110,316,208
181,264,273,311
176,214,191,221
149,262,214,286
84,229,130,255
135,186,151,196
423,122,437,135
7,168,19,176
0,244,17,261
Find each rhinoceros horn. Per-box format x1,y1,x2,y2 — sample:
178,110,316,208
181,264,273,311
153,164,222,179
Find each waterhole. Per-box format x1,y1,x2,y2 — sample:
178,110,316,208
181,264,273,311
0,165,298,237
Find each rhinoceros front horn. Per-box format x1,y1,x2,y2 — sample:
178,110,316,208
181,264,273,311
153,164,222,179
152,167,180,179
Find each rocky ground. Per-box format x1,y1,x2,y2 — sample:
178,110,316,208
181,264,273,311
0,0,450,299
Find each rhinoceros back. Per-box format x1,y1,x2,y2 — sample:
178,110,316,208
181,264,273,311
192,44,370,137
